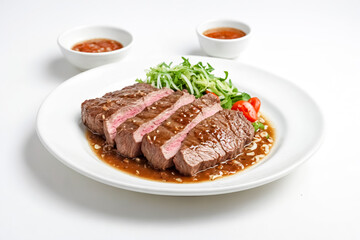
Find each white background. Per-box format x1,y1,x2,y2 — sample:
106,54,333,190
1,0,359,239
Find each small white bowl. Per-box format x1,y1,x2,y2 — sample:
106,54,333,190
58,25,133,70
196,19,251,59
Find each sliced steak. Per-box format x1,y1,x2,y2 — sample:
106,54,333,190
81,83,173,144
173,109,254,176
141,94,222,170
115,90,195,158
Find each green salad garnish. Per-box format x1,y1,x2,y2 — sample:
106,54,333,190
136,57,251,109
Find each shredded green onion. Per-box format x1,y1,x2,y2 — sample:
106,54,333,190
252,122,265,132
136,57,251,108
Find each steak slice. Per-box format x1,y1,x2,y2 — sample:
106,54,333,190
141,94,222,170
173,109,254,176
115,90,195,158
81,83,173,144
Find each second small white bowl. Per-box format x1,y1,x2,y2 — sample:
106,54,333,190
58,25,133,70
197,19,251,59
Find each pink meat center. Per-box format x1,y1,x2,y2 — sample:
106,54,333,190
107,90,173,140
134,95,195,142
161,104,222,159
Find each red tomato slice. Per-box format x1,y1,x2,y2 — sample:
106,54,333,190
231,100,258,122
231,100,246,111
205,90,219,99
248,97,261,113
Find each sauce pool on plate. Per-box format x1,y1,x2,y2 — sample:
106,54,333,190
72,38,123,53
203,27,246,40
86,115,275,183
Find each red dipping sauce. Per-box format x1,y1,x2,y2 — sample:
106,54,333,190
72,38,123,53
203,27,246,40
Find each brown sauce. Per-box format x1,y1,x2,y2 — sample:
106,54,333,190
72,38,123,53
86,115,275,183
203,27,246,39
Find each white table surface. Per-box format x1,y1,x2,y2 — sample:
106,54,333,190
1,0,359,239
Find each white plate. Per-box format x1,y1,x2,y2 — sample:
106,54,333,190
36,56,324,196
